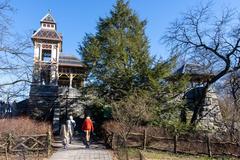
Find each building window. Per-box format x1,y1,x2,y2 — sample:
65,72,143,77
47,24,50,27
43,23,46,27
42,49,51,62
51,24,54,28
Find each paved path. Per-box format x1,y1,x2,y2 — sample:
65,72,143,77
49,139,113,160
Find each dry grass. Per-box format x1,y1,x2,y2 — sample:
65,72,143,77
142,150,239,160
117,149,238,160
143,151,214,160
0,117,50,136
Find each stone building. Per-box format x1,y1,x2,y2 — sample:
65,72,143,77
173,63,223,131
29,12,87,133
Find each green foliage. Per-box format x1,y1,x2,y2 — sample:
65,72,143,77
150,75,190,133
83,95,112,120
79,0,172,101
78,0,189,132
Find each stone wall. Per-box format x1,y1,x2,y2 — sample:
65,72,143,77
184,87,223,132
197,89,223,131
28,84,58,120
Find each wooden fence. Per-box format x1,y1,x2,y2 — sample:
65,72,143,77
0,131,52,159
104,128,240,158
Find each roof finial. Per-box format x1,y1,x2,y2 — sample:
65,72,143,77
48,9,52,14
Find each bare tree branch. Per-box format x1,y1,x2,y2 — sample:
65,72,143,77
0,0,32,102
163,3,240,124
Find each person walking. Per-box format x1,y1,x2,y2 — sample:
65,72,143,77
66,115,76,144
81,115,94,148
60,122,69,149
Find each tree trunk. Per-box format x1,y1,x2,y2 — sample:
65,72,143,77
190,85,208,124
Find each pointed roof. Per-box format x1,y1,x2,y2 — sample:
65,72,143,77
166,63,215,82
41,13,56,24
32,11,62,41
175,63,210,75
32,28,62,41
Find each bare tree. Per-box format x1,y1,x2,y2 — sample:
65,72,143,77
163,3,240,124
109,92,153,160
0,0,32,103
218,71,240,141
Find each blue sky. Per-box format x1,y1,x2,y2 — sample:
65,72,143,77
10,0,240,59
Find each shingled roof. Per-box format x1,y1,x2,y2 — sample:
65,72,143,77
175,63,210,75
40,13,56,24
32,13,61,41
168,63,214,82
59,54,86,67
32,29,62,41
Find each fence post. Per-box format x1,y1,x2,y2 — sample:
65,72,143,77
139,151,147,160
5,133,11,160
21,145,26,160
5,147,8,160
111,133,116,150
47,130,52,157
173,134,178,153
206,134,212,157
6,133,12,153
143,128,147,150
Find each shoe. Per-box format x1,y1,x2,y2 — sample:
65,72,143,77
86,142,90,148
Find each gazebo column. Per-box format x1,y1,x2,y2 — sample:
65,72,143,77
69,73,73,88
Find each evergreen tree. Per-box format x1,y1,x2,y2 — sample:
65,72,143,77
79,0,171,100
79,0,189,132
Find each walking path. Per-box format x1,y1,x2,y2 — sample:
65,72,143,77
49,139,113,160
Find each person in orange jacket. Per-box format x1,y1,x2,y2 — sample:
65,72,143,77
81,115,94,148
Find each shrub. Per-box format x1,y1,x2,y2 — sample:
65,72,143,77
0,117,50,136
